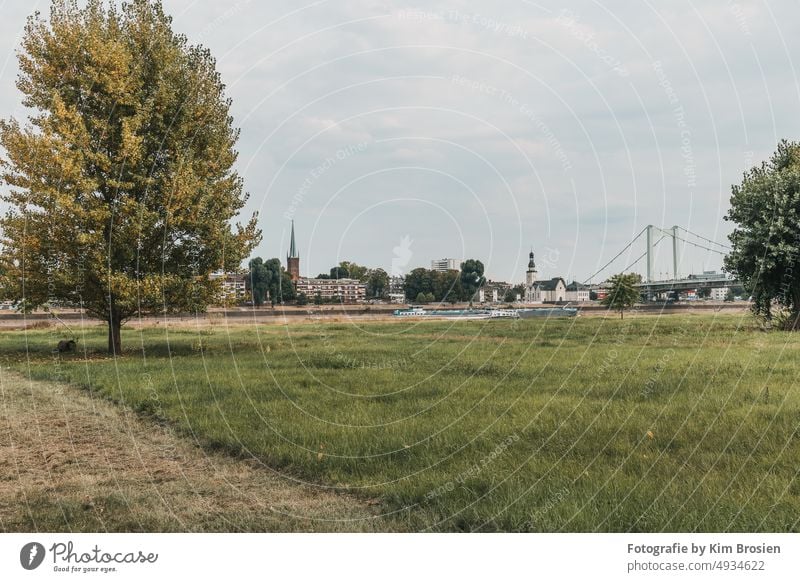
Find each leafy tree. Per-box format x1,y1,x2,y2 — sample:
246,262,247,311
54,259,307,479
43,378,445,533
460,259,485,305
279,270,296,302
601,273,640,319
404,268,463,303
729,284,745,298
696,287,711,299
404,268,433,301
415,291,435,304
444,276,463,304
365,268,389,298
339,261,368,281
505,284,525,302
0,0,259,353
246,258,271,306
432,269,461,303
296,292,308,306
330,266,349,280
724,140,800,329
258,258,294,305
724,288,735,302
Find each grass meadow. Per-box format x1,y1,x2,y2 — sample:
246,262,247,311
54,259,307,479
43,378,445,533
3,311,799,532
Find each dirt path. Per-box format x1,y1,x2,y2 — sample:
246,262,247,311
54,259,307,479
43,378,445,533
0,372,387,532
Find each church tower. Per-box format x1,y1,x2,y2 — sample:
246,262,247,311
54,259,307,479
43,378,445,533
287,221,300,282
525,250,537,286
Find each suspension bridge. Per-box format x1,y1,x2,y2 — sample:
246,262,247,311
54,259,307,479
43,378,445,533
583,225,738,295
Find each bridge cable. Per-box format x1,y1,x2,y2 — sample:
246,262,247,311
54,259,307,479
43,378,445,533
582,226,648,284
618,251,646,273
620,235,667,273
671,234,728,255
676,226,731,249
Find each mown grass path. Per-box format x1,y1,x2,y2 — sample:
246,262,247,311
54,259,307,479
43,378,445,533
0,371,386,532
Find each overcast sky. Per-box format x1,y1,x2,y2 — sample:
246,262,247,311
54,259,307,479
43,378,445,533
1,1,799,283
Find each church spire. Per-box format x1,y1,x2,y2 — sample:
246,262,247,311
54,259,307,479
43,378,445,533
286,221,300,282
288,220,298,259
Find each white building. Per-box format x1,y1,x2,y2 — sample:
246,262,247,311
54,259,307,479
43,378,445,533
296,278,366,303
478,281,512,304
523,251,567,303
430,258,460,272
535,278,567,302
710,287,728,301
565,281,591,302
389,276,404,294
478,288,499,303
388,293,406,304
209,272,247,302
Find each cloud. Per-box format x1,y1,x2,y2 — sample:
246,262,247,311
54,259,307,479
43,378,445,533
1,0,798,281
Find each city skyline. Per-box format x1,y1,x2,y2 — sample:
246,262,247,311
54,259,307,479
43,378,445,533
276,219,729,285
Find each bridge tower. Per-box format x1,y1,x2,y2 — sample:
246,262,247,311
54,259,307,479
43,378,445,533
645,224,680,283
671,225,678,280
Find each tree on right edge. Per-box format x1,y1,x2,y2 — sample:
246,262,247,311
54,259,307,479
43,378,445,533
724,140,800,330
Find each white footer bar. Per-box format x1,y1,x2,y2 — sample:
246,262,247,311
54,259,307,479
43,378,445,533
1,533,797,581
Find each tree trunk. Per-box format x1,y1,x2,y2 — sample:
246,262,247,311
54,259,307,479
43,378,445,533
108,314,122,355
620,309,624,319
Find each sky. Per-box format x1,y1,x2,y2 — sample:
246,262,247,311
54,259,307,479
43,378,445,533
1,0,799,283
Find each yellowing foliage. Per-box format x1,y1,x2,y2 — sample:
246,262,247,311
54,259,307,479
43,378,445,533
0,0,260,353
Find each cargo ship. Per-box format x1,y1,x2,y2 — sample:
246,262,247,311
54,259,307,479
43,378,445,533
392,306,578,319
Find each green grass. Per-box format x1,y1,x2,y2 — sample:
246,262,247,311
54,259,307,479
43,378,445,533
4,312,800,531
